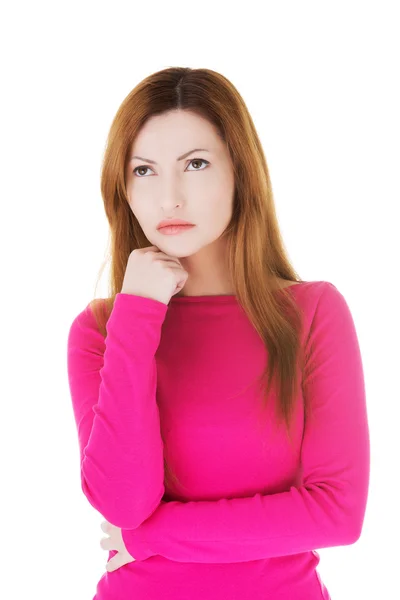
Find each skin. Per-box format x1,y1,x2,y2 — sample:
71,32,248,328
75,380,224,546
101,111,300,572
102,110,238,570
100,519,135,572
124,108,237,297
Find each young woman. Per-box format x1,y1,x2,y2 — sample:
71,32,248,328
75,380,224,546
67,66,370,600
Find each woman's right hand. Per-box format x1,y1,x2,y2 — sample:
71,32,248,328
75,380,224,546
121,245,189,305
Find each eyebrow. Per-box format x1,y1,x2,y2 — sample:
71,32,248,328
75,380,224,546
129,148,210,165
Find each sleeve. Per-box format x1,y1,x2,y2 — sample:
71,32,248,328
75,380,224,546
120,282,371,563
66,292,168,530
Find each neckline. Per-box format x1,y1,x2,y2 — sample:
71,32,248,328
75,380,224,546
169,281,306,303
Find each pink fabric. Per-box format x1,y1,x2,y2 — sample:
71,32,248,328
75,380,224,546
67,280,370,600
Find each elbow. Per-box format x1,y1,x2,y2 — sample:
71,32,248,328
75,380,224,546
81,475,165,530
102,510,148,531
109,494,164,530
341,510,367,546
348,517,366,545
348,492,369,544
115,489,162,530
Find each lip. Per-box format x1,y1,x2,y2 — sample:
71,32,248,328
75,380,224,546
157,219,194,230
157,224,196,235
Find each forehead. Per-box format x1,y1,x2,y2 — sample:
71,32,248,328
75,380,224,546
130,110,222,153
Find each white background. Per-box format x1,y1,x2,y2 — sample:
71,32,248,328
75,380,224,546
1,1,398,598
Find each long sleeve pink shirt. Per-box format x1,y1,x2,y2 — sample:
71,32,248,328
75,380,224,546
66,280,370,600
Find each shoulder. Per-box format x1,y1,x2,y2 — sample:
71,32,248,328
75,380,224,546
276,279,340,300
301,281,359,347
276,278,301,289
282,279,341,298
67,299,108,353
285,280,354,334
294,280,349,311
305,280,348,307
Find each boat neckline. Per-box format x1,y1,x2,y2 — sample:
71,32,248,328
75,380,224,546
169,280,312,303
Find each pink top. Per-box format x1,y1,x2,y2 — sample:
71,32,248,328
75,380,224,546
67,280,370,600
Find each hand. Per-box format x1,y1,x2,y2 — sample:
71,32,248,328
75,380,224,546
100,519,136,572
121,245,189,305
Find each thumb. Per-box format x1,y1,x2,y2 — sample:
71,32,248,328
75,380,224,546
106,553,126,572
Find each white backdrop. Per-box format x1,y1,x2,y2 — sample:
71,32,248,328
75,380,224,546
1,1,398,598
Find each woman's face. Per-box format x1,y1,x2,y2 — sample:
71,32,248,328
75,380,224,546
125,109,235,259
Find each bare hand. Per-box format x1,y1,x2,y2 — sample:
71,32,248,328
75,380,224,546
100,520,136,572
121,245,189,305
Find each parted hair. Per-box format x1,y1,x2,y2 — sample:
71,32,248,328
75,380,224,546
89,67,309,494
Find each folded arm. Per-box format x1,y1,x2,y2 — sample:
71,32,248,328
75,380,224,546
121,283,370,563
67,293,168,530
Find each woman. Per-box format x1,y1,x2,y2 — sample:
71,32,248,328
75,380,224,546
66,66,370,600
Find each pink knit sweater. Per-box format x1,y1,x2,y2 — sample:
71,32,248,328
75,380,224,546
67,280,370,600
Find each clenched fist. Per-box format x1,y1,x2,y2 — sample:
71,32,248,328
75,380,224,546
121,245,189,305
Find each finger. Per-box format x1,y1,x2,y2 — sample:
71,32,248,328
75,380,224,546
100,536,116,551
106,553,128,572
139,246,160,253
150,253,183,267
141,246,183,266
100,521,110,534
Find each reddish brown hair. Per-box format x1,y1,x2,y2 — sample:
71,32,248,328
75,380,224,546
89,67,309,493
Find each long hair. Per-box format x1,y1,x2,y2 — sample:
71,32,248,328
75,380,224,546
89,67,310,494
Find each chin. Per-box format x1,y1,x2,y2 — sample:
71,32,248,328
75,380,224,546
155,240,198,258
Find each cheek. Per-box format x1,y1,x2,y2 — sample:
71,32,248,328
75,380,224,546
128,199,147,221
201,198,233,233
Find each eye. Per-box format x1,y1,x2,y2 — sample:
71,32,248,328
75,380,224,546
132,158,209,177
186,158,209,171
132,165,153,177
